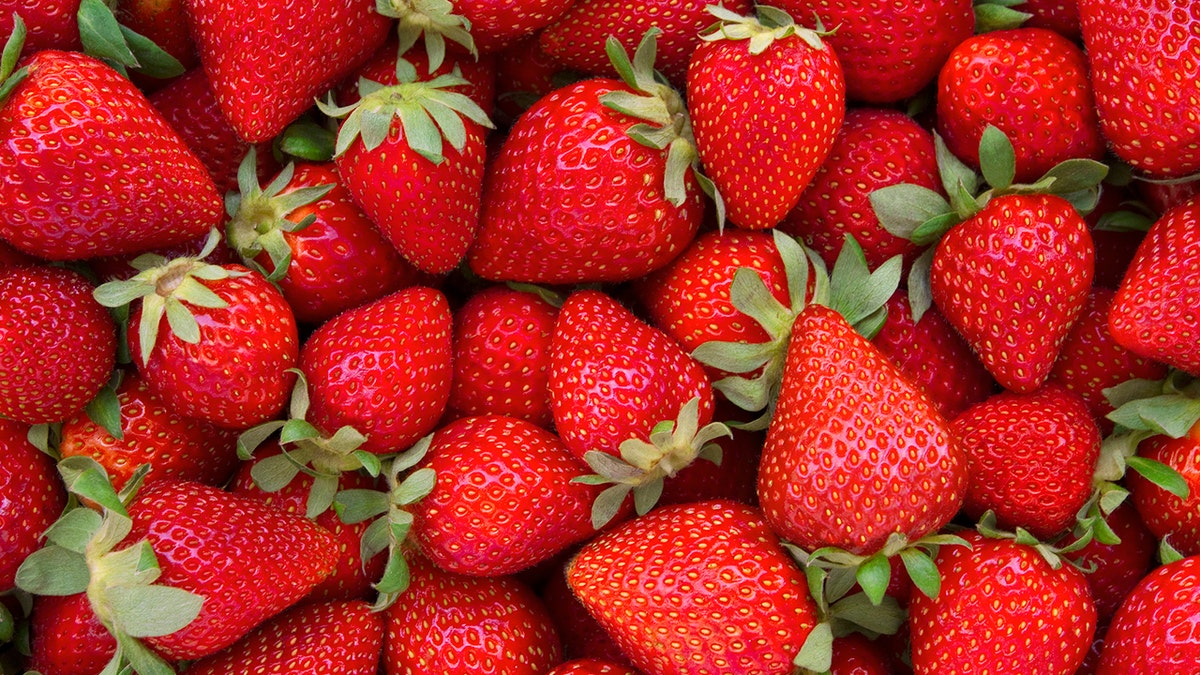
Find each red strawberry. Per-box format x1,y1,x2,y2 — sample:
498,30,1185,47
0,2,81,55
337,39,497,116
952,384,1102,539
383,554,562,674
0,419,66,593
687,6,846,230
27,593,117,675
1020,0,1082,41
1107,197,1200,375
0,51,222,260
1067,502,1156,621
0,265,116,424
493,34,580,124
184,600,383,674
117,0,199,73
184,0,391,143
454,0,575,54
1126,419,1200,556
909,532,1097,674
760,304,967,555
540,558,635,666
1096,554,1200,672
58,370,240,492
300,286,453,455
567,500,819,675
409,415,599,576
1079,0,1200,178
829,633,894,675
548,659,643,675
937,28,1105,184
776,0,974,104
1138,176,1200,215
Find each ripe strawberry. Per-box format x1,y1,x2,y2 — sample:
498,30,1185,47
184,0,391,143
0,50,222,260
1079,0,1200,178
540,559,635,665
454,0,575,54
300,286,453,455
829,633,893,675
384,554,561,674
27,593,117,675
1138,176,1200,215
937,28,1105,184
0,265,116,424
337,39,497,116
567,500,819,675
117,0,198,73
1107,197,1200,375
780,108,938,269
1096,554,1200,672
1126,419,1200,556
58,370,240,492
548,659,642,675
0,419,66,593
931,193,1095,393
446,285,559,428
184,600,383,674
409,415,599,576
0,2,81,55
1066,503,1156,621
493,34,581,124
1020,0,1082,41
760,304,967,555
908,533,1097,674
687,6,845,230
953,384,1102,539
776,0,974,104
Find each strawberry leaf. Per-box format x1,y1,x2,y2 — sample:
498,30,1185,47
1108,394,1200,438
869,183,953,241
85,381,124,441
109,585,203,638
278,120,337,162
907,247,936,323
249,453,302,493
44,508,104,554
306,474,340,519
59,456,127,516
392,467,436,505
899,547,941,599
1038,159,1109,195
77,0,138,71
1127,455,1190,499
632,479,664,516
979,125,1016,190
974,1,1032,33
15,546,90,596
119,26,183,79
854,553,892,606
591,484,632,529
829,592,906,636
935,133,980,212
1160,536,1185,565
333,489,390,524
793,622,834,672
114,631,174,675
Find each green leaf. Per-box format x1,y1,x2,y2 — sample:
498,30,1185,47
373,549,411,595
0,600,12,643
793,622,834,672
15,546,90,595
85,383,124,441
109,585,203,638
249,453,302,493
1160,536,1185,565
854,553,892,606
306,474,340,519
583,450,643,482
1038,159,1109,195
278,120,337,162
397,102,443,163
1,12,26,81
1127,455,1191,499
907,248,935,323
591,484,631,529
115,631,176,675
935,133,979,210
58,456,126,515
829,592,906,636
45,508,104,553
119,26,184,79
979,125,1016,191
333,489,390,524
868,184,953,241
1104,377,1170,411
355,450,383,477
974,2,1032,32
1108,395,1200,439
77,0,138,69
393,467,436,505
279,418,322,445
236,421,284,460
691,339,776,374
162,299,199,345
908,212,960,248
391,435,433,474
632,478,664,516
899,547,941,599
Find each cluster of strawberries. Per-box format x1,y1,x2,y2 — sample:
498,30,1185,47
1,0,1199,673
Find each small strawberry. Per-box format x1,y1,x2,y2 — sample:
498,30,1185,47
1017,0,1081,40
0,418,66,593
0,265,116,424
1096,553,1200,672
687,5,845,230
493,34,583,125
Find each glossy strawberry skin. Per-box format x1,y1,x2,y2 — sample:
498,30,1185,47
184,0,391,143
457,0,575,54
300,286,453,455
931,193,1094,394
540,561,635,666
27,593,117,675
127,480,340,661
1096,555,1200,672
952,384,1101,540
1126,421,1200,557
128,266,299,430
1021,0,1081,40
1067,503,1157,621
0,265,116,424
909,533,1097,675
567,501,819,675
0,419,66,593
687,26,846,230
0,1,82,55
0,51,222,260
409,415,599,576
937,28,1105,184
183,600,383,675
760,305,968,555
469,79,705,285
1079,0,1200,178
1108,198,1200,376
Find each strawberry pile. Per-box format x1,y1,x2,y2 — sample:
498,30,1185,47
1,0,1199,673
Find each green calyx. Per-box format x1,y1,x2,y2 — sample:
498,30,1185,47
0,12,28,106
375,0,476,72
574,397,731,529
601,28,725,222
972,0,1033,33
225,148,335,283
975,510,1094,572
75,0,184,80
14,458,202,675
317,60,493,164
699,4,829,55
92,230,247,366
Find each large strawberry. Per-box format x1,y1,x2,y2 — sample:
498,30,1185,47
0,418,66,593
687,5,845,230
0,48,221,260
1096,554,1200,671
1078,0,1200,178
0,265,115,424
184,0,391,142
567,500,819,675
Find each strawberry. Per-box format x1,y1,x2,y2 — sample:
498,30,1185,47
0,2,81,55
540,558,635,665
937,28,1105,185
1096,554,1200,672
1125,418,1200,556
225,153,423,324
383,554,562,674
184,0,391,143
446,284,559,428
0,50,222,260
908,532,1097,674
567,500,819,675
775,0,974,104
0,418,66,593
1107,197,1200,376
0,265,116,424
953,384,1102,539
408,415,599,576
117,0,199,74
1079,0,1200,178
183,600,383,674
468,31,708,285
453,0,575,54
1066,502,1156,621
58,370,241,493
300,285,453,455
95,239,300,430
687,6,845,230
829,633,893,675
493,34,581,125
780,107,938,269
1018,0,1082,40
27,593,117,675
548,659,642,675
